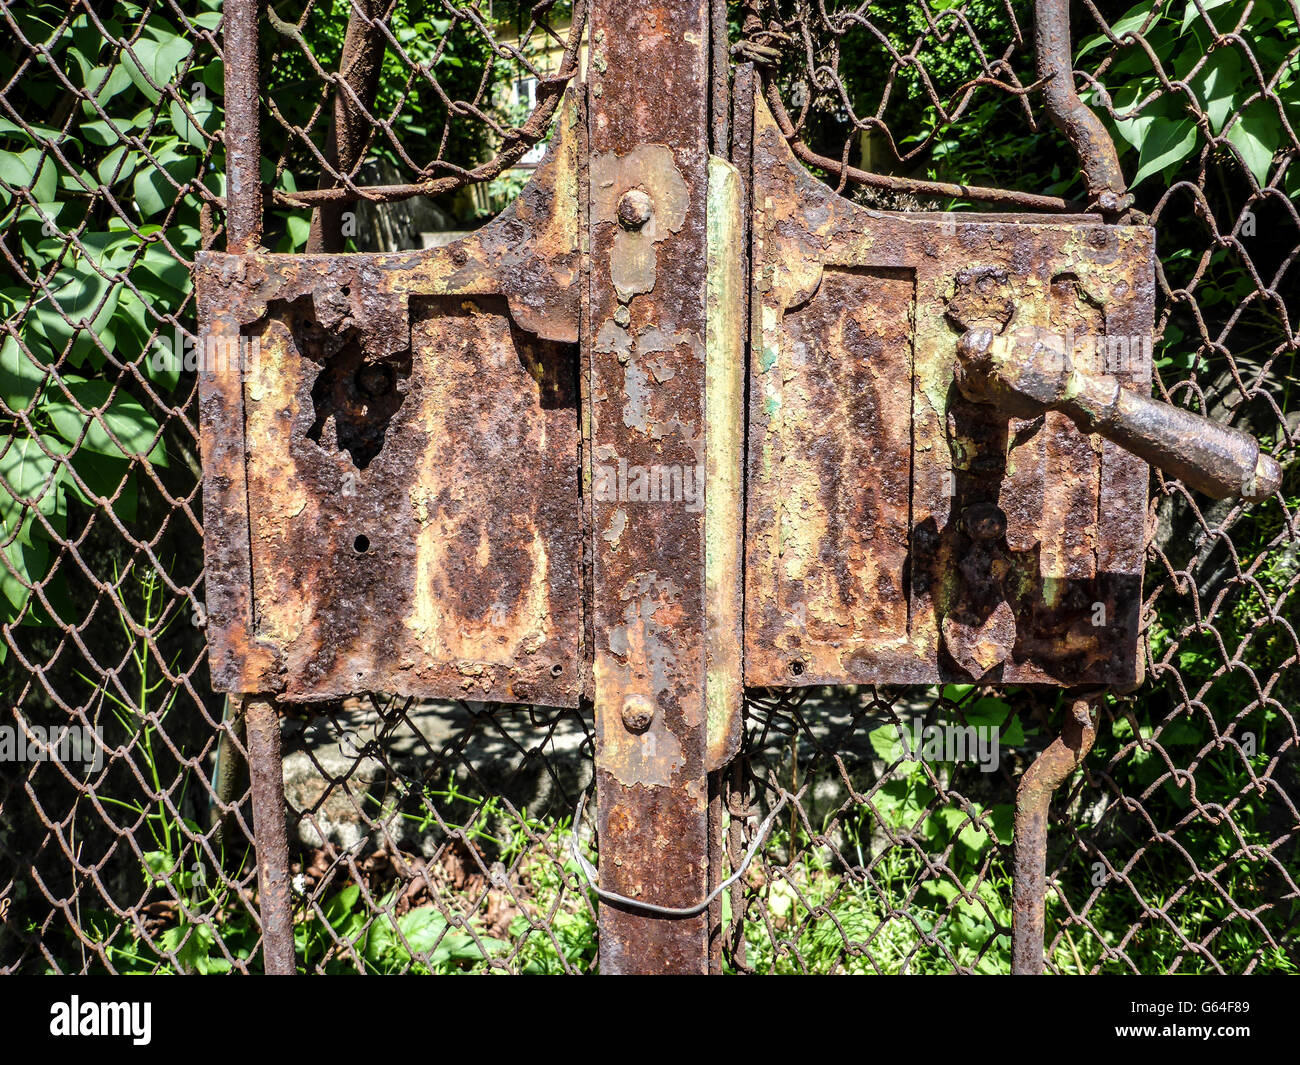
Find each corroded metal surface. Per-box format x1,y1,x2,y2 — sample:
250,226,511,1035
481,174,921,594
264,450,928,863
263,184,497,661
198,96,584,705
1012,697,1098,975
744,92,1155,689
705,156,745,771
1035,0,1130,216
587,0,730,975
244,696,295,975
223,0,263,254
956,327,1283,501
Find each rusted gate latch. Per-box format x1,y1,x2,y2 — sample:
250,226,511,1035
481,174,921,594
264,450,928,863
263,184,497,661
200,0,1282,975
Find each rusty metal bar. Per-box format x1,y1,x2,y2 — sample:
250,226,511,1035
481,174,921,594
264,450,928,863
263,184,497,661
761,78,1074,213
244,696,295,975
278,2,590,210
587,0,715,975
1012,696,1098,975
956,328,1284,501
223,0,264,252
710,0,731,155
306,0,392,253
707,772,725,973
209,695,247,856
1035,0,1130,216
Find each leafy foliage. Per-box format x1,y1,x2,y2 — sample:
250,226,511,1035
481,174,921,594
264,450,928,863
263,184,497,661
1080,0,1299,193
0,0,220,639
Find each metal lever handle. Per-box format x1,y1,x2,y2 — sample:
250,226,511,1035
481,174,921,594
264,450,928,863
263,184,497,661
956,328,1282,502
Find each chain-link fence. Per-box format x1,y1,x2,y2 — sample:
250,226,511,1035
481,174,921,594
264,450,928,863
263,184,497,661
1,0,1295,974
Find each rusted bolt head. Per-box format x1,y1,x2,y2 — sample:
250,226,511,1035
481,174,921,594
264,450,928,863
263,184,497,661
962,502,1007,542
617,188,653,230
621,694,655,733
356,361,394,398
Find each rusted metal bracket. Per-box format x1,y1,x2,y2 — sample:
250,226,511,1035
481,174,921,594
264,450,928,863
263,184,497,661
744,90,1155,689
197,95,584,705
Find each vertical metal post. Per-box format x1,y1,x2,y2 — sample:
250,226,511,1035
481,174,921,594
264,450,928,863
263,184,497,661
222,0,290,976
1034,0,1128,216
305,0,387,253
586,0,716,974
1011,696,1098,974
223,0,263,252
244,696,295,975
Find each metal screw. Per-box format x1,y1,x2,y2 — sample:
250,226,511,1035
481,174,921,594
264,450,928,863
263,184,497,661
617,188,652,230
621,694,655,732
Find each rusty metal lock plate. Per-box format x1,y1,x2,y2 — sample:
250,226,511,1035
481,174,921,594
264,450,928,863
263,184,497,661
196,103,586,705
744,96,1154,689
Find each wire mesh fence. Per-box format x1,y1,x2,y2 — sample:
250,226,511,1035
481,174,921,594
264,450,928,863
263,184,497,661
0,0,1296,974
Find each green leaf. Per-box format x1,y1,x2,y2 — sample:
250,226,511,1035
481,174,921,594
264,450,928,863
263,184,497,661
963,696,1011,728
285,213,311,251
1225,101,1281,185
1,334,50,414
1181,0,1243,34
0,116,63,142
1131,115,1198,186
1189,47,1242,134
1108,81,1160,154
76,232,140,272
1078,3,1159,58
869,721,907,762
44,377,168,466
0,434,64,536
396,907,449,956
32,268,119,360
321,884,366,945
133,152,197,217
1,530,48,613
168,94,216,150
122,33,192,104
84,63,134,109
97,144,136,186
79,119,122,148
138,244,190,293
0,149,58,201
68,448,137,521
142,849,174,885
934,805,993,856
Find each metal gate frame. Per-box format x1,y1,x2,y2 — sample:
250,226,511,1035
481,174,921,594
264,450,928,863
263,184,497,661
206,0,1282,975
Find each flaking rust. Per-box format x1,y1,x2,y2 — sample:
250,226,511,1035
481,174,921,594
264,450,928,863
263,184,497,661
744,90,1154,689
197,92,585,707
587,0,723,976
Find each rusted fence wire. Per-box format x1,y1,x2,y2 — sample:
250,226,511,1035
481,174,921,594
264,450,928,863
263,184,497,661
1,0,1296,973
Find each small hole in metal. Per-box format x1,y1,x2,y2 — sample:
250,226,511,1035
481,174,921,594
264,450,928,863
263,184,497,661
341,285,351,296
550,664,563,677
353,534,370,553
789,659,805,677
